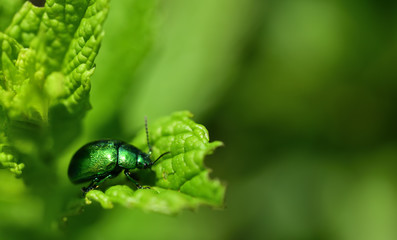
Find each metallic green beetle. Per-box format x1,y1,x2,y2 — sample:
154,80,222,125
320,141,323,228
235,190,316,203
68,119,169,193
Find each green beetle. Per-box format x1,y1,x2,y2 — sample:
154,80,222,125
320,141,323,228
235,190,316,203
68,119,169,193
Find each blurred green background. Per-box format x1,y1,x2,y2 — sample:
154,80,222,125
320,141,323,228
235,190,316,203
2,0,397,239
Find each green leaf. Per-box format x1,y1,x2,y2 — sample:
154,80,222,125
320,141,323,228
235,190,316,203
0,143,24,177
0,0,110,175
85,111,225,214
6,2,44,48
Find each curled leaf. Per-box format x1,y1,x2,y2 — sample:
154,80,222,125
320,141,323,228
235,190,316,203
86,111,225,214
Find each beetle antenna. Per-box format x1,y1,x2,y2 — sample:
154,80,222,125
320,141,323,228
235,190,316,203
152,152,170,165
145,116,152,155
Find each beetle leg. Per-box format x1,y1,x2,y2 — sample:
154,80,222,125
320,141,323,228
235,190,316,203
81,178,99,193
124,171,150,189
81,174,113,193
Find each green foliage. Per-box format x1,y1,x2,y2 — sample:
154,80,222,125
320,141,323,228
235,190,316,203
2,0,396,239
0,0,109,176
85,112,224,213
0,3,225,234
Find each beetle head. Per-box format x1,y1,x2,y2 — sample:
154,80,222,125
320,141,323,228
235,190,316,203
137,151,170,169
136,153,152,169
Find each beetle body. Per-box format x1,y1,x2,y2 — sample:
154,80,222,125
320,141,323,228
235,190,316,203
68,140,151,183
68,139,159,193
68,118,169,194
